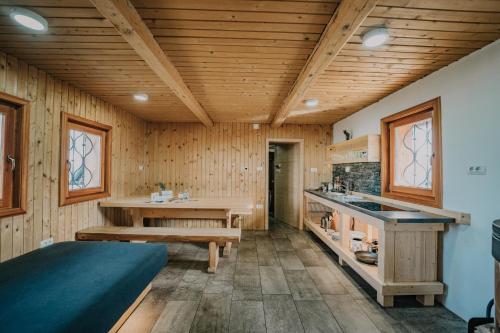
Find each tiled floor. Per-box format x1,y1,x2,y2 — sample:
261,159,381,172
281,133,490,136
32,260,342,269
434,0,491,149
118,222,466,333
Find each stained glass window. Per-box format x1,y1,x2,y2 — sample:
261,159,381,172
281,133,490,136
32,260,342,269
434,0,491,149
393,117,432,189
381,97,442,208
61,113,111,206
68,129,102,191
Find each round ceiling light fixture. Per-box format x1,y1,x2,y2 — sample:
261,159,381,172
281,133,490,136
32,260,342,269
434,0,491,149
362,27,389,48
304,99,319,108
9,7,48,31
133,93,149,102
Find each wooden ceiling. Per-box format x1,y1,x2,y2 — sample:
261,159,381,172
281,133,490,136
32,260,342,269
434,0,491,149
0,0,499,124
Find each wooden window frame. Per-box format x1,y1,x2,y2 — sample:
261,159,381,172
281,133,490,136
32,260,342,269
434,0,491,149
381,97,442,208
60,113,112,206
0,92,30,218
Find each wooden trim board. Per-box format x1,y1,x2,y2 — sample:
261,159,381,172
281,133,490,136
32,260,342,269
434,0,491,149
265,138,304,230
108,283,151,333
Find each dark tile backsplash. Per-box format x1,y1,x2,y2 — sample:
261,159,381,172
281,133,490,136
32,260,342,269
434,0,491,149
332,162,381,196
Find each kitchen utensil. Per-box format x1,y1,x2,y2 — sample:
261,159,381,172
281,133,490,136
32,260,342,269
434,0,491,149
350,237,364,252
355,251,378,265
151,192,163,202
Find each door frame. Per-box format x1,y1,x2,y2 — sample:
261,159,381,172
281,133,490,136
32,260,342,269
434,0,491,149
265,138,304,230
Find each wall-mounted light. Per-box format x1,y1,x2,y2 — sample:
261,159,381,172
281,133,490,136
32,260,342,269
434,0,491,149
304,99,319,108
133,93,149,102
362,27,389,48
9,7,48,31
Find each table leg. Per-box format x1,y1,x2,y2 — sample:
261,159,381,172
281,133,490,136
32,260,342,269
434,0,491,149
223,211,233,257
130,208,143,227
208,241,219,273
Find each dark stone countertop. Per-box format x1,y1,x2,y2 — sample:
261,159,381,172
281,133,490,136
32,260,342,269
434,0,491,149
305,190,455,224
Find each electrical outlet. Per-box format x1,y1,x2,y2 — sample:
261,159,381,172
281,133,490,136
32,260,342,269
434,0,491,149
310,167,318,173
257,166,263,172
256,203,263,209
138,165,144,171
467,166,487,175
345,166,351,173
40,237,54,248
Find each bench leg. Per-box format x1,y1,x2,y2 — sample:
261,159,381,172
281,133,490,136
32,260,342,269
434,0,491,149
223,242,232,257
208,241,220,273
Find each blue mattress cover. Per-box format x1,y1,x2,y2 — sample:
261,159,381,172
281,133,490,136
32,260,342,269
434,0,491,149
0,241,167,333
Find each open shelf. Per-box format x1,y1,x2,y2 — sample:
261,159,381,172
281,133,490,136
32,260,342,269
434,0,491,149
305,219,382,290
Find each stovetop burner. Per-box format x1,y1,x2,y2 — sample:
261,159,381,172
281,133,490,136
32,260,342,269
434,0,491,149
347,201,416,212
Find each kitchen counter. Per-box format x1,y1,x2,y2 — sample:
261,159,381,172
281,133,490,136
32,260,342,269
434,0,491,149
303,189,446,307
305,190,455,224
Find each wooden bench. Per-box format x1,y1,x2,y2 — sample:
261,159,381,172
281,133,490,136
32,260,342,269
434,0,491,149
75,226,241,273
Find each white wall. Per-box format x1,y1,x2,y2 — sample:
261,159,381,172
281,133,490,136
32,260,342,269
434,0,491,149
333,40,500,320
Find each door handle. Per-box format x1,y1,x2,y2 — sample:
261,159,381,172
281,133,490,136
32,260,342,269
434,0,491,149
7,155,15,171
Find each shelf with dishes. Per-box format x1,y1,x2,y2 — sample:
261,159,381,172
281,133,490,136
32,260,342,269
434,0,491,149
304,191,445,307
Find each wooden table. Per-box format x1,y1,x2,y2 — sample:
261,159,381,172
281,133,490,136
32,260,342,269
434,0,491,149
99,197,253,256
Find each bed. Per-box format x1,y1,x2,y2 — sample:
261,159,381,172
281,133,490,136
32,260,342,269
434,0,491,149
0,241,167,333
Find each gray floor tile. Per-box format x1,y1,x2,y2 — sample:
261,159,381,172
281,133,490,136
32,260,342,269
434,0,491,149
257,244,280,266
263,294,305,333
204,278,233,294
260,266,290,294
324,294,381,333
191,293,231,333
295,300,343,333
284,269,322,301
278,251,305,270
229,301,266,333
306,266,348,295
232,288,263,301
273,238,295,252
296,248,323,266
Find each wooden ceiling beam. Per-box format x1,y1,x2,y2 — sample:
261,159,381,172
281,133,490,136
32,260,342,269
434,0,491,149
271,0,378,127
90,0,214,127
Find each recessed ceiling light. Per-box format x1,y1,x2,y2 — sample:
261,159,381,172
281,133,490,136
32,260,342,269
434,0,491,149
9,7,48,31
304,99,319,108
133,93,148,102
362,28,389,48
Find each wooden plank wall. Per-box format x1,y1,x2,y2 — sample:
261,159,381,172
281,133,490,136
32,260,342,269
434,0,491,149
0,52,147,262
144,123,332,230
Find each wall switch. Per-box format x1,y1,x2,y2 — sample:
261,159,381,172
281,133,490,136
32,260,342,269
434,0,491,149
257,166,263,172
40,237,54,248
256,203,263,209
345,166,351,173
138,165,144,171
310,167,318,173
467,166,487,175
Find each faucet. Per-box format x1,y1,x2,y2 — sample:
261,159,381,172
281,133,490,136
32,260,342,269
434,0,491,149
340,179,353,194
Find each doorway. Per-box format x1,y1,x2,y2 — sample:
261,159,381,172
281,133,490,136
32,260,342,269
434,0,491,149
265,139,304,230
